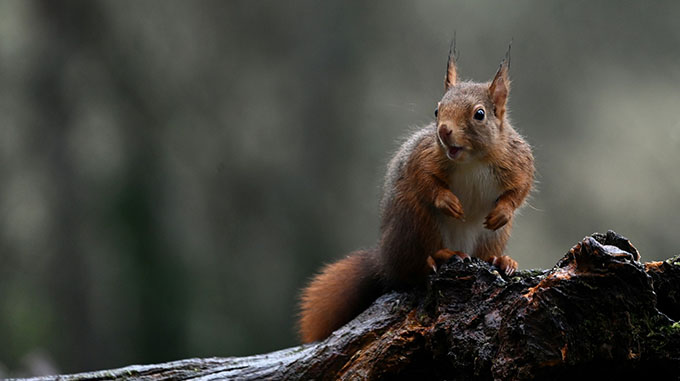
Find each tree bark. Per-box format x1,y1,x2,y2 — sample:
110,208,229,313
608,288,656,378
16,231,680,380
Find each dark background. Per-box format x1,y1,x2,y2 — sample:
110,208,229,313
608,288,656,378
2,0,680,376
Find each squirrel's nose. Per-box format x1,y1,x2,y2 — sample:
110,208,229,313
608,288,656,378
438,124,453,143
440,124,452,136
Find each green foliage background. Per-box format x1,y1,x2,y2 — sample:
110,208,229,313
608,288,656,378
1,0,680,375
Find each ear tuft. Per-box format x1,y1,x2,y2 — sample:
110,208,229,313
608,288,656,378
444,36,459,92
489,48,511,121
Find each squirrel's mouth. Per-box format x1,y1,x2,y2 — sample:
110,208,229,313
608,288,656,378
437,124,465,161
446,145,464,160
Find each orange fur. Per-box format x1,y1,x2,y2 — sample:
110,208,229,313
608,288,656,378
298,50,534,343
299,250,381,343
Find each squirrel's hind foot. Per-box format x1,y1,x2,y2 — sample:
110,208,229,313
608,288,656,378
427,249,471,273
487,255,517,276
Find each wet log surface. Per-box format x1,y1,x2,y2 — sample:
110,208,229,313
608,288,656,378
15,231,680,380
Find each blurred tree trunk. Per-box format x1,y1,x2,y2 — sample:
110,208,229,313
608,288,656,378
30,0,189,370
16,231,680,380
33,0,97,367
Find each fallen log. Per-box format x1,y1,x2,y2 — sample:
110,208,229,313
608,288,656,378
15,231,680,380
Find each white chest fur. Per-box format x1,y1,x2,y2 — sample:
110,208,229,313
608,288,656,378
438,160,502,256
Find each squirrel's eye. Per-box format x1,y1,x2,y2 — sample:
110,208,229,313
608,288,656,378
474,108,485,121
434,108,438,118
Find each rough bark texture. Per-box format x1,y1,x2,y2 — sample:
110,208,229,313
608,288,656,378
14,231,680,380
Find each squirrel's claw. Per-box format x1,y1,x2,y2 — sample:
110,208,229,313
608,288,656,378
427,255,438,274
489,255,518,276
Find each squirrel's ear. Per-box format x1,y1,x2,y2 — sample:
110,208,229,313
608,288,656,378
489,58,510,121
444,40,458,92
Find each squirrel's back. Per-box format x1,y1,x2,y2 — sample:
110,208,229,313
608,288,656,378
380,125,435,214
298,128,435,342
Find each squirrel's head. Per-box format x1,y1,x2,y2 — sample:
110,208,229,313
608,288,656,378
435,46,510,162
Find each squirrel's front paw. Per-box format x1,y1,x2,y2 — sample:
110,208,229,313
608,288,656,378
435,191,465,221
484,203,512,231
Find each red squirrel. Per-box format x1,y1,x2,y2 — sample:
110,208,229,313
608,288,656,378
299,47,535,343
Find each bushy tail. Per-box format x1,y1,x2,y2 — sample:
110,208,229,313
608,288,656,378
298,249,383,343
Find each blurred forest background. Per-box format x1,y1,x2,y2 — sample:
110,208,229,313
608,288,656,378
2,0,680,376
